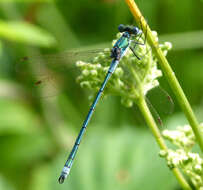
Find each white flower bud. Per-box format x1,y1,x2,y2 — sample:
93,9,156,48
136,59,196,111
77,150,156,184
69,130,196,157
164,42,172,50
115,67,124,77
76,61,86,67
90,70,97,76
82,69,90,76
80,81,91,88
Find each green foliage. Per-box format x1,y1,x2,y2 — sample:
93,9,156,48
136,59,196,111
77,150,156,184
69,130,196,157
0,99,37,134
0,20,56,47
0,175,15,190
29,128,178,190
0,0,203,190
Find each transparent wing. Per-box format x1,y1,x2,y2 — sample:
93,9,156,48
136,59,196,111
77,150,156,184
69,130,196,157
146,86,174,127
117,62,173,127
16,73,60,99
16,48,106,75
15,48,108,98
147,86,174,115
123,69,174,127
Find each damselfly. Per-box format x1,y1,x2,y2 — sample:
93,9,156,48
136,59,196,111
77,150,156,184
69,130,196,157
16,24,173,184
57,24,147,184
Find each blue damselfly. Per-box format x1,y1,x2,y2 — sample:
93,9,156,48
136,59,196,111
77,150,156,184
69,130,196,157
16,24,173,184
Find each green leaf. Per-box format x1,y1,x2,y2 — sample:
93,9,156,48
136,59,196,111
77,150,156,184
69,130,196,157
0,20,56,47
0,134,51,168
30,127,178,190
0,98,40,134
0,0,54,2
0,175,15,190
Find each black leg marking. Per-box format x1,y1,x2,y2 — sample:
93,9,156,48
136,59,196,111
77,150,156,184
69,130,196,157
129,46,141,60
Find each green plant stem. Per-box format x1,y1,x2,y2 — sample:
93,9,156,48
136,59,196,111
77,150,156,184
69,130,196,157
127,61,191,190
125,0,203,152
137,96,192,190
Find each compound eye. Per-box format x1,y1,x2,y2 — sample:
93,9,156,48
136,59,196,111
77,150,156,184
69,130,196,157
132,27,141,35
118,24,125,32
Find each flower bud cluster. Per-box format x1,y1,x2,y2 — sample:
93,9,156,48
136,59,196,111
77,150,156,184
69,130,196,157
76,31,171,107
161,123,203,189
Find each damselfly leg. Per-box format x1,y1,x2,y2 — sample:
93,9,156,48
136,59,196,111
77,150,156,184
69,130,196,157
128,19,149,60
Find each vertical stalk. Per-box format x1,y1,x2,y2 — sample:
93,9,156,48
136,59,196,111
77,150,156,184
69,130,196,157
137,97,192,190
125,0,203,152
127,62,191,189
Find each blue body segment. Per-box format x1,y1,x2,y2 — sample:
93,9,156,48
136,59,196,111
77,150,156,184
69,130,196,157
114,34,130,49
58,28,142,184
58,61,117,184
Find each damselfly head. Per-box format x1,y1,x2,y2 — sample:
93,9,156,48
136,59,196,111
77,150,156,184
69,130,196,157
118,24,141,36
118,24,125,32
132,26,142,36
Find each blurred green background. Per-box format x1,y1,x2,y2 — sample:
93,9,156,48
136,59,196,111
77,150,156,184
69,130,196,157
0,0,203,189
